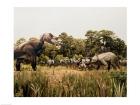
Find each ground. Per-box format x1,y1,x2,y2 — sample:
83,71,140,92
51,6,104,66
14,65,127,97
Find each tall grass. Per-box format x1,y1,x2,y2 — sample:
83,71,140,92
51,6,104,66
14,66,127,97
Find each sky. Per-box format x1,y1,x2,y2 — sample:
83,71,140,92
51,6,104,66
14,7,126,42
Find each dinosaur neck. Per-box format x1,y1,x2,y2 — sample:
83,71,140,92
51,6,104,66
40,36,44,44
38,40,44,50
40,40,44,45
34,40,44,56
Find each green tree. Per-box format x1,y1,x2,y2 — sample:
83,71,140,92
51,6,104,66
59,32,86,58
59,32,75,58
37,54,49,65
85,29,127,58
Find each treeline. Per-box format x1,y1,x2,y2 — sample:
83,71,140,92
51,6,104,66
15,30,127,64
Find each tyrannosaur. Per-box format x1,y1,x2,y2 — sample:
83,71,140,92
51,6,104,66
14,33,59,71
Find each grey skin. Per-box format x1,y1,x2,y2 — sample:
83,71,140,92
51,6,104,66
59,58,70,67
47,59,55,67
92,52,120,71
79,58,91,70
14,33,59,71
79,62,87,70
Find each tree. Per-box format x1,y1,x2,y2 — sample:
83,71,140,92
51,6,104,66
59,32,74,58
15,38,26,47
85,29,127,58
59,32,86,58
85,30,101,57
37,54,49,65
55,54,64,62
112,38,127,58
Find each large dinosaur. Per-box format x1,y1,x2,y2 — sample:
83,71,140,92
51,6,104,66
14,33,59,71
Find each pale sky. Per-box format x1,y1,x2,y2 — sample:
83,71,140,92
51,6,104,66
14,7,126,42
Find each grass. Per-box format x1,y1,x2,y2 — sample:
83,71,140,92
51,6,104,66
14,65,127,97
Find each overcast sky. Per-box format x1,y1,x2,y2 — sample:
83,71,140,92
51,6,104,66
14,7,126,42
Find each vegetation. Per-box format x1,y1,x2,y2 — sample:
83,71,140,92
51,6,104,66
15,29,127,64
14,29,127,97
14,66,127,97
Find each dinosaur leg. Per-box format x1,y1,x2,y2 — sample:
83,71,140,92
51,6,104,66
31,57,37,71
111,63,117,70
112,60,120,70
100,59,108,70
16,59,21,71
96,64,100,70
116,61,120,69
107,62,111,71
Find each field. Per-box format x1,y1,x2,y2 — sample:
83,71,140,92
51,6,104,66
14,65,127,97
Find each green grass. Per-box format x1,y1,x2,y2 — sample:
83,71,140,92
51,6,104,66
14,65,127,97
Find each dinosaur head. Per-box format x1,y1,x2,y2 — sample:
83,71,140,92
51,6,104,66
92,55,98,62
41,32,61,49
40,33,57,44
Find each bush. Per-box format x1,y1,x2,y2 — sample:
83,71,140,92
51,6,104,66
37,55,49,65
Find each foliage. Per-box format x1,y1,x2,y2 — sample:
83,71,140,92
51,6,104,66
14,66,127,97
14,29,127,64
72,54,83,60
85,30,127,58
37,54,49,65
58,32,86,58
14,30,127,97
55,55,64,62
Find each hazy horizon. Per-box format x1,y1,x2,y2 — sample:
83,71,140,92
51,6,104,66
14,7,126,42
